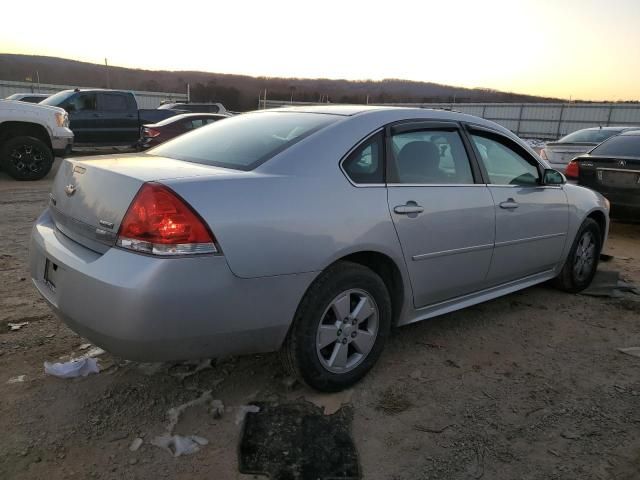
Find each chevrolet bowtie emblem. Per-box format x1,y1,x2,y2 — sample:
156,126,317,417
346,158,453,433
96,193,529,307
64,184,76,197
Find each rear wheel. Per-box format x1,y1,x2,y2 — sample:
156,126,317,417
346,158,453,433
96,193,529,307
281,261,392,392
553,218,601,293
0,136,54,180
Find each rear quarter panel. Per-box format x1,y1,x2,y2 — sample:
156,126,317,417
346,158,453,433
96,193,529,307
164,114,407,280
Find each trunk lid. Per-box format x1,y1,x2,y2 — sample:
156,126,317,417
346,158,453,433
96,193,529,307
578,155,640,190
544,143,594,165
49,154,241,253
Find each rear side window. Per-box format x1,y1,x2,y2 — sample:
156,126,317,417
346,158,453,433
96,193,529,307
149,112,339,170
100,93,128,111
342,132,384,184
590,135,640,156
559,129,621,144
389,130,474,184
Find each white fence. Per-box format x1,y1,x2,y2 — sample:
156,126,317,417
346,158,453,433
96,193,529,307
1,80,187,109
260,100,640,140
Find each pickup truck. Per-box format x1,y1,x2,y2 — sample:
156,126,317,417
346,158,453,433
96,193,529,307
0,99,74,180
40,89,179,146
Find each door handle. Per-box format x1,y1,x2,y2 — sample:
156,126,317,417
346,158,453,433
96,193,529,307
499,198,519,209
394,203,424,215
92,113,103,117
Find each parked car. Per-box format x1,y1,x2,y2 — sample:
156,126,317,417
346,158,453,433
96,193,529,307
39,89,179,146
6,93,50,103
138,113,229,149
158,102,227,114
565,130,640,214
540,126,640,170
30,106,609,391
0,99,73,180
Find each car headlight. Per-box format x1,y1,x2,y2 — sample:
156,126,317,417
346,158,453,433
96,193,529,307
603,197,611,211
55,112,69,128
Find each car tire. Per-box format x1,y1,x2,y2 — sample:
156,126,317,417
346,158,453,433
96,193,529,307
0,136,54,181
552,218,602,293
280,261,392,392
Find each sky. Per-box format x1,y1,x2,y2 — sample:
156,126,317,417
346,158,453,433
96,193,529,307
1,0,639,101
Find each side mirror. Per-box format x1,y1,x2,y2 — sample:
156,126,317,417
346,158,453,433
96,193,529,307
543,168,566,185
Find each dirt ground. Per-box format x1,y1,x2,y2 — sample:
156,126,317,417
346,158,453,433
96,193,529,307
1,159,639,480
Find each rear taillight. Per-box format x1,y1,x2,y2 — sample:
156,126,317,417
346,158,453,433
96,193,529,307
116,182,218,256
539,148,548,160
565,160,580,179
143,127,160,138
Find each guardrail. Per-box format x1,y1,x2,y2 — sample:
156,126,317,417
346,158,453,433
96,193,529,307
259,99,640,139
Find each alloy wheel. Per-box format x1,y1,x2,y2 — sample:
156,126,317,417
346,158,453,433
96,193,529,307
10,143,46,174
573,231,596,282
315,289,379,374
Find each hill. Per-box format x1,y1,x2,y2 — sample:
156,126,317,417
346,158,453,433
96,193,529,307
0,54,562,111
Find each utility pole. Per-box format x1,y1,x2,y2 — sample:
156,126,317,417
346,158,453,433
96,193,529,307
36,71,40,93
105,58,110,89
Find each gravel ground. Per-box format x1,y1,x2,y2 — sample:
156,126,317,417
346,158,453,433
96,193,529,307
1,159,639,480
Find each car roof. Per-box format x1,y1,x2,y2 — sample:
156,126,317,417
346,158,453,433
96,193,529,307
619,129,640,136
269,105,513,133
167,113,228,119
577,126,640,131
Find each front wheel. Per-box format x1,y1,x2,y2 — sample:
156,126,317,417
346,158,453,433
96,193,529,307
0,136,54,180
280,261,392,392
553,218,602,293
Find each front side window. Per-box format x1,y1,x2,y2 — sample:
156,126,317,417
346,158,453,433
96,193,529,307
471,133,540,186
66,93,97,112
149,111,340,171
390,130,474,184
342,132,384,184
590,134,640,156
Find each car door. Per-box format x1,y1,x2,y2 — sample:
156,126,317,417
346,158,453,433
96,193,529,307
97,92,139,144
386,121,496,308
64,92,99,143
466,126,569,285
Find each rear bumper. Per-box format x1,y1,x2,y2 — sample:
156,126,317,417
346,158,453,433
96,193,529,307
29,209,316,361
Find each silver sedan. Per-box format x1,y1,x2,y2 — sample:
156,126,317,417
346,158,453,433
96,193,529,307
30,106,609,391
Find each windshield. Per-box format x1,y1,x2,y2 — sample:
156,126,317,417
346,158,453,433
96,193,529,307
148,111,340,170
558,128,623,144
590,134,640,157
39,90,74,107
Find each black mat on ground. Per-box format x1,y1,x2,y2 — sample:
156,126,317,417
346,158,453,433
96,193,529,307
238,402,361,480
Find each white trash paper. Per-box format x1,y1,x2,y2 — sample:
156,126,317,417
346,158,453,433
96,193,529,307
44,357,100,378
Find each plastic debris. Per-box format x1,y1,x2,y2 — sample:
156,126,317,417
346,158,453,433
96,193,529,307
235,405,261,425
129,437,143,452
151,434,208,457
44,357,100,378
170,358,214,381
210,399,225,419
78,343,92,350
85,347,105,358
7,375,26,384
8,322,28,331
618,347,640,358
166,390,213,433
580,270,638,298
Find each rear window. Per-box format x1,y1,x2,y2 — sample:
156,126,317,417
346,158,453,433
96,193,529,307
590,134,640,157
559,129,622,144
148,111,340,170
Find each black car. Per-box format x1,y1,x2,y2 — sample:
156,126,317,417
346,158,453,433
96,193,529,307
138,113,228,149
566,130,640,215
